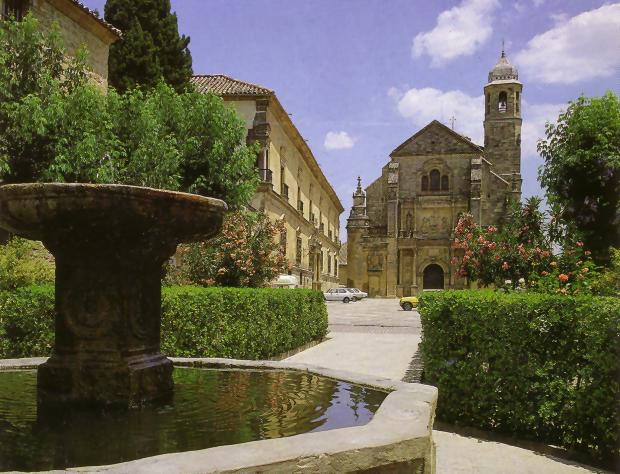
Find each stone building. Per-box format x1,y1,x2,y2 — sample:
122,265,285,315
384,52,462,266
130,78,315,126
346,51,522,296
1,0,121,88
192,75,344,290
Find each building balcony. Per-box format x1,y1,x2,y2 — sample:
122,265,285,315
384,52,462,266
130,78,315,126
258,168,272,183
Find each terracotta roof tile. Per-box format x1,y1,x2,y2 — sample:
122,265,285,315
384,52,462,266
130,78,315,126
191,74,273,96
60,0,121,37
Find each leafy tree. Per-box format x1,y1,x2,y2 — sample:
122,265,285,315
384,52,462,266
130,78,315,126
181,211,288,288
0,15,89,182
538,92,620,265
104,0,193,93
0,16,258,208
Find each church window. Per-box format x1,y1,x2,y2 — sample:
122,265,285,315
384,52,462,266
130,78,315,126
421,175,429,191
422,170,450,193
3,0,29,20
430,169,440,191
498,91,507,113
486,94,490,114
516,133,521,145
441,175,449,191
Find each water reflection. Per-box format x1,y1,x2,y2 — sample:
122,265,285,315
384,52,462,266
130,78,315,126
0,368,387,471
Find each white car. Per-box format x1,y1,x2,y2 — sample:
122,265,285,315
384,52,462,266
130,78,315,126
345,288,368,299
323,288,359,303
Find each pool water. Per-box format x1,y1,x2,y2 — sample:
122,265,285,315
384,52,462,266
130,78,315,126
0,368,388,471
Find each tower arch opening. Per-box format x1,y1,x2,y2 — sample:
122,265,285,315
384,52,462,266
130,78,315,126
498,91,507,113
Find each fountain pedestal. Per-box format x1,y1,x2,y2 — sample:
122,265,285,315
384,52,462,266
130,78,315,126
0,184,226,408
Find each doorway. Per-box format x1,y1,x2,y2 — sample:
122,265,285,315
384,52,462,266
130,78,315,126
423,264,444,290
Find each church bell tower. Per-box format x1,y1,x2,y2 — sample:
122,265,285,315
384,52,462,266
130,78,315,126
483,47,523,196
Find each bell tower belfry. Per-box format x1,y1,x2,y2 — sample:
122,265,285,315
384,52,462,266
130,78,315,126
483,47,523,197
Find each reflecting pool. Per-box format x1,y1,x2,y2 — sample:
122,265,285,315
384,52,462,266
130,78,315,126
0,368,388,471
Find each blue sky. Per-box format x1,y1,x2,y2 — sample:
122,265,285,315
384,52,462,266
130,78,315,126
85,0,620,237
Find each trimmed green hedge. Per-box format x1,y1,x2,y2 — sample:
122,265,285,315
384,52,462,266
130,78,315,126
0,285,327,360
419,291,620,463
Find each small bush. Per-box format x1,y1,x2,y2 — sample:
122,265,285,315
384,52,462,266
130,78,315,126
0,238,54,290
419,290,620,464
0,285,55,358
0,286,327,361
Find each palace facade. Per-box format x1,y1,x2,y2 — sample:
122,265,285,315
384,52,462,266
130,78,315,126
192,75,343,290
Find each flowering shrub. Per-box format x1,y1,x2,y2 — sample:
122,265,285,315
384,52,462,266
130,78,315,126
451,198,601,294
180,211,288,288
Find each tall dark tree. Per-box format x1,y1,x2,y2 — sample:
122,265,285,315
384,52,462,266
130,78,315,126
104,0,193,93
538,91,620,265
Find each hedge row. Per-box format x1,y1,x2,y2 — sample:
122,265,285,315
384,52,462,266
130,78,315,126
419,291,620,463
0,285,328,360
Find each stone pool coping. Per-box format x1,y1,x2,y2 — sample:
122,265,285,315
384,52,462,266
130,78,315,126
1,357,438,474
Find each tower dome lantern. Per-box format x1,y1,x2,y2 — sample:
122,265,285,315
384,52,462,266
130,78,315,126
487,48,519,83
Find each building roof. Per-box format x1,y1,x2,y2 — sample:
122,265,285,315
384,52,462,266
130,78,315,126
390,120,483,157
191,74,273,96
488,50,518,83
61,0,122,37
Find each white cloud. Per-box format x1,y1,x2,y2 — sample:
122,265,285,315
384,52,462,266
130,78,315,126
412,0,499,66
515,4,620,84
390,86,485,144
324,131,355,150
521,102,565,160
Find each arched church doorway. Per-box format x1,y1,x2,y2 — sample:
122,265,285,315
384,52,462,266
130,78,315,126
423,264,444,290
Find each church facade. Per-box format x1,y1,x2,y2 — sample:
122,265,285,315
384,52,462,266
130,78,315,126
346,52,523,297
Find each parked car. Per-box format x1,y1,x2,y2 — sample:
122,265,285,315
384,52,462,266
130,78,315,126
399,296,419,311
324,288,358,303
345,288,368,299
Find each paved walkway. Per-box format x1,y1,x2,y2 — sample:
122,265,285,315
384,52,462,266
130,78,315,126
286,298,607,474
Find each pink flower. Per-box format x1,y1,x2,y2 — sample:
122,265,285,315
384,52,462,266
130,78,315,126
576,241,584,247
559,274,569,283
487,226,498,233
502,261,510,270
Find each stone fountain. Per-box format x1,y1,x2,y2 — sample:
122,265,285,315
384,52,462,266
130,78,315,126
0,183,227,408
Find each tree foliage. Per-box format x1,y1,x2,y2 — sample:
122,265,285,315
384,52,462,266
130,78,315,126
0,16,258,208
538,92,620,265
181,211,288,288
105,0,193,93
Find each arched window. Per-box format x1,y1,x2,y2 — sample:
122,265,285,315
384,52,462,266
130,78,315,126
486,94,490,114
441,175,449,191
421,175,429,191
498,91,507,113
430,169,440,191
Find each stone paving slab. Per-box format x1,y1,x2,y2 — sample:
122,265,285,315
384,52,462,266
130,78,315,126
289,298,605,474
434,430,610,474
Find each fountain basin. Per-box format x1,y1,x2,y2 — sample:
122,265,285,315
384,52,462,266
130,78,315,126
0,184,227,408
0,357,438,473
